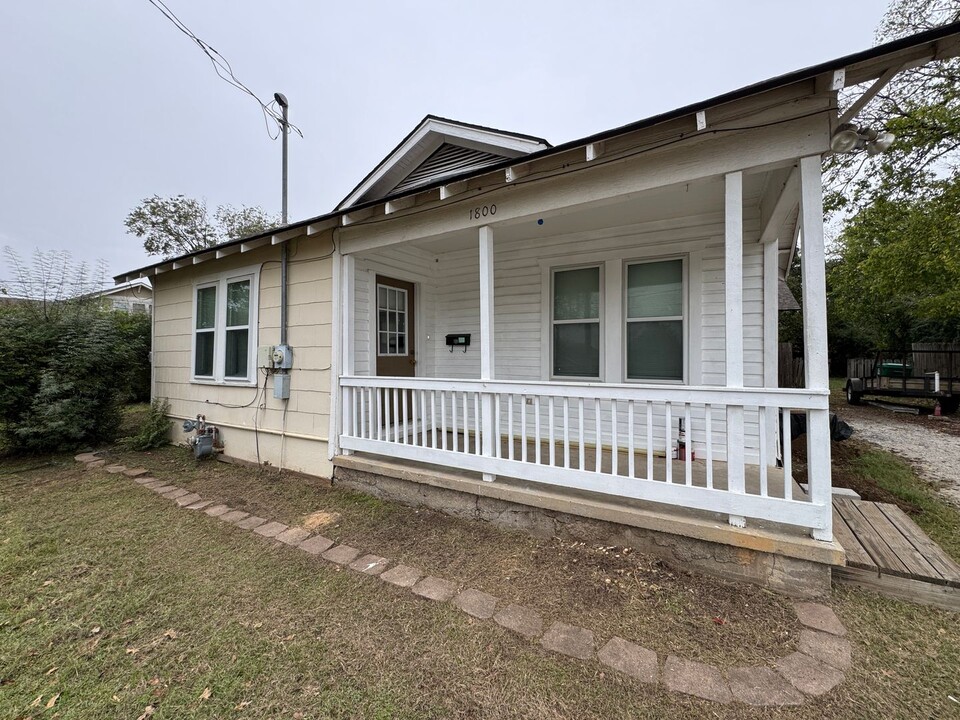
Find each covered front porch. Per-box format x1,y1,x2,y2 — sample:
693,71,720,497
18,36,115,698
332,156,833,543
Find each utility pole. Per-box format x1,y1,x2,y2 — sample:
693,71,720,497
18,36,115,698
273,92,292,402
274,92,289,224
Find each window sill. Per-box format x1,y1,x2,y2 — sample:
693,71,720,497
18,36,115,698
190,378,258,388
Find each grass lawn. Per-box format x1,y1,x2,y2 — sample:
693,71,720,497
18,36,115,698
1,447,959,718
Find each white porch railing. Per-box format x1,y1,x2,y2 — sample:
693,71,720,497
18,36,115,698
338,376,832,538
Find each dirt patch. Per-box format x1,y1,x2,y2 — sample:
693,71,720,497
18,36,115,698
102,444,799,668
303,510,341,530
793,438,920,513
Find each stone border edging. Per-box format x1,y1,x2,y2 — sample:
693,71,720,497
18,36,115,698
75,453,851,706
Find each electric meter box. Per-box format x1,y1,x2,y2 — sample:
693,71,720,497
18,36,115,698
273,344,294,369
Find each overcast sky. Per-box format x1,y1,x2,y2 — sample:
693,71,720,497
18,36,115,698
0,0,893,284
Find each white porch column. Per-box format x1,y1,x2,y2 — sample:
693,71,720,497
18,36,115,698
763,237,780,467
725,171,746,528
339,253,356,455
799,155,833,542
479,225,496,482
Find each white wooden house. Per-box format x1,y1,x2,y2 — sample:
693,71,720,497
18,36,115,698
117,26,960,593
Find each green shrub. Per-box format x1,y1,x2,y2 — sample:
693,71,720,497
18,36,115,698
0,302,151,454
121,398,171,451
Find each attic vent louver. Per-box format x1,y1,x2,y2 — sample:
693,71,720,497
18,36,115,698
392,143,507,194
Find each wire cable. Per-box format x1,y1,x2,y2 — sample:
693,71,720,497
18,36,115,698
145,0,303,140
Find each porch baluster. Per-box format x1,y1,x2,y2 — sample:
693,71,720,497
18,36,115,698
440,391,447,451
473,392,481,456
520,395,527,462
430,390,437,450
611,400,619,476
782,407,792,501
705,403,713,489
594,398,602,473
548,396,555,467
507,394,514,460
665,402,673,484
452,390,459,452
393,388,400,443
646,402,654,481
534,397,541,464
411,388,418,446
758,406,768,496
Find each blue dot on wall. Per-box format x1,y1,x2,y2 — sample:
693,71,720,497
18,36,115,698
537,218,544,225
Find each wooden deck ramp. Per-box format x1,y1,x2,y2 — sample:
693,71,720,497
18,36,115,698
832,496,960,611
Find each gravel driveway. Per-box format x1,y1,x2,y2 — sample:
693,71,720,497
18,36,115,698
849,415,960,506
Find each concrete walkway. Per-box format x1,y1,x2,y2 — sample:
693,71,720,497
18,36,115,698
76,452,852,707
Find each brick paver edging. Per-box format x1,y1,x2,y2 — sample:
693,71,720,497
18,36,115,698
75,453,851,706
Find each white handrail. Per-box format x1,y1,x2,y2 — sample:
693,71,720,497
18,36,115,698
340,375,828,410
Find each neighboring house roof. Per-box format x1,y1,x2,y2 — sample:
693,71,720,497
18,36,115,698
336,115,551,210
96,278,153,298
778,278,801,311
115,21,960,284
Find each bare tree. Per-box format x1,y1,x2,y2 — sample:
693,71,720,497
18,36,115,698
0,247,108,320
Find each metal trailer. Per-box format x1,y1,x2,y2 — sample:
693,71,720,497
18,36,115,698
845,349,960,413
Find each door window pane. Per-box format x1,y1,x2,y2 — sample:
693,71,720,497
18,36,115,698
195,331,214,376
224,328,249,378
627,260,682,318
553,323,600,377
226,280,250,326
377,284,408,356
626,321,683,380
554,267,600,320
196,286,216,329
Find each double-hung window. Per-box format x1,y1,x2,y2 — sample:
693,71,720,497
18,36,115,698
192,269,258,384
625,258,684,382
551,266,601,379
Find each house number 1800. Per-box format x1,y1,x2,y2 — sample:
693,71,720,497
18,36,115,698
469,204,496,220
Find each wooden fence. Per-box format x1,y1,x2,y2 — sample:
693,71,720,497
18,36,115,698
779,343,804,388
911,343,960,378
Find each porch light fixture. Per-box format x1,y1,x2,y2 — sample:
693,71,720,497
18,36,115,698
830,123,896,155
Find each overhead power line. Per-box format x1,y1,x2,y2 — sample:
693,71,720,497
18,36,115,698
145,0,303,140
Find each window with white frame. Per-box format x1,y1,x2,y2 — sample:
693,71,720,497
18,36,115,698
625,258,684,381
551,265,601,378
377,283,408,356
192,270,258,383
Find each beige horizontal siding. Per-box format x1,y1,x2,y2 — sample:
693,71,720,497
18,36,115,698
152,234,334,476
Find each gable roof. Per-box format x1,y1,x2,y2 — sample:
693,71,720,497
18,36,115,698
115,21,960,284
336,115,551,210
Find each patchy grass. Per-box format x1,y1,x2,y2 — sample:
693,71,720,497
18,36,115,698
796,436,960,562
851,447,960,561
99,445,797,668
2,454,960,719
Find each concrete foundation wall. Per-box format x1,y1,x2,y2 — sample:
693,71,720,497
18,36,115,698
333,464,831,599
